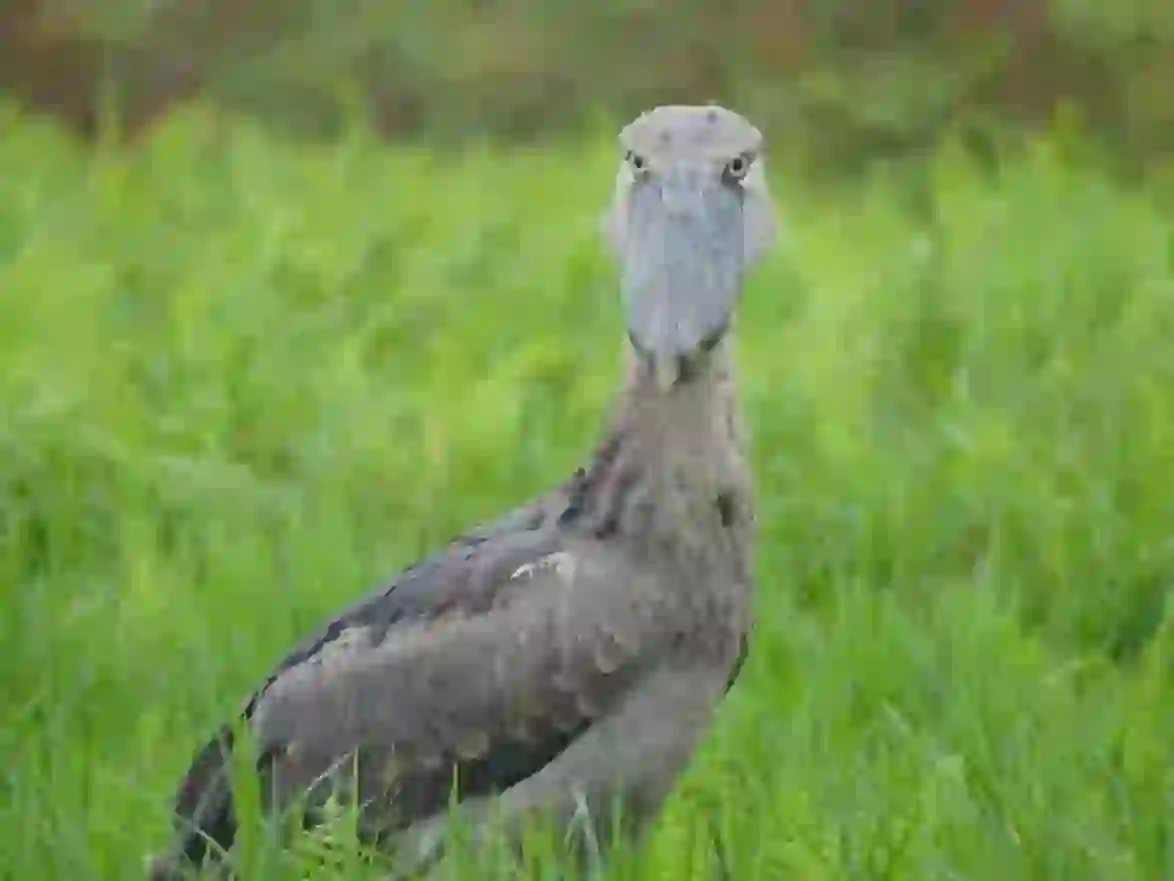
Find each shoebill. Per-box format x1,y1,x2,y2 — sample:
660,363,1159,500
147,103,777,880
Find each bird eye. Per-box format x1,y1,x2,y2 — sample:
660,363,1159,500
626,151,648,173
724,153,753,182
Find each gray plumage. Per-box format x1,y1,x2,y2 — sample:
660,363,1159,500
147,104,777,880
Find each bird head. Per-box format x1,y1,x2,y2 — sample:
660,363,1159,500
602,105,776,384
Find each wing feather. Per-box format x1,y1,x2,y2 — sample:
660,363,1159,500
256,546,669,749
148,475,610,878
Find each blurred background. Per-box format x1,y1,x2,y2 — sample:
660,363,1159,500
3,0,1173,170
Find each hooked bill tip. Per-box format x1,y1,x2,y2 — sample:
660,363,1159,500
652,354,680,390
627,330,683,389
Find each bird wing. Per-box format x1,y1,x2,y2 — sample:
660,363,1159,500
247,531,683,836
151,478,573,864
150,471,668,876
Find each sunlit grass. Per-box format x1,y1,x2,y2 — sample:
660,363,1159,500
2,102,1173,880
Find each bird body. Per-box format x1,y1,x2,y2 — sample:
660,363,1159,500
148,104,776,880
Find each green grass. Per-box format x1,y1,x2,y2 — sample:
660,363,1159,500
2,99,1174,880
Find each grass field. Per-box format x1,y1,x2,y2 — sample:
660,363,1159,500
2,100,1174,880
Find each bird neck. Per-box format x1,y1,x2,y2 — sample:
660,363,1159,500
560,338,755,550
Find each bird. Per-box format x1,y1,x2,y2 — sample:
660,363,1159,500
146,103,777,881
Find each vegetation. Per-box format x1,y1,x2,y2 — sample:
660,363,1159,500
2,101,1174,879
7,0,1174,167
